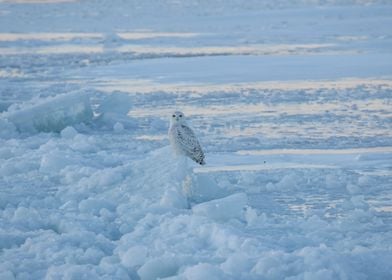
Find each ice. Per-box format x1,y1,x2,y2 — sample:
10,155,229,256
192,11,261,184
325,174,344,189
45,264,100,280
11,207,45,230
275,173,301,191
2,92,93,133
78,198,116,215
192,193,248,221
346,183,361,194
0,119,17,139
160,189,189,209
120,245,148,267
113,122,124,133
183,263,227,280
1,0,392,279
350,195,369,210
357,175,374,187
191,173,229,203
95,93,136,129
0,271,15,280
60,126,78,139
137,257,179,280
39,149,81,174
244,206,259,227
220,253,254,277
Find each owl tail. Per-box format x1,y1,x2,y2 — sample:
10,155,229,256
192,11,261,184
189,150,205,165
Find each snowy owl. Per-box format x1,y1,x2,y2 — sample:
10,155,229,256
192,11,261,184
168,111,206,165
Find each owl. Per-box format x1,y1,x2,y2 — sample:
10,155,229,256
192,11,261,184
168,111,206,165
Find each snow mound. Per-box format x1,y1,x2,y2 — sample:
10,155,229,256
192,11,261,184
3,92,93,133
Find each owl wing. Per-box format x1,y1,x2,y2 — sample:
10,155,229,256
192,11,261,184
175,124,205,165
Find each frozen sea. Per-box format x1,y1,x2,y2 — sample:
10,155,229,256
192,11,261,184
0,0,392,279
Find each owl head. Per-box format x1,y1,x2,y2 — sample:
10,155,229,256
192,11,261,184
170,111,186,124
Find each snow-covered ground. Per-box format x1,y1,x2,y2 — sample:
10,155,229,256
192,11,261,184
1,0,392,279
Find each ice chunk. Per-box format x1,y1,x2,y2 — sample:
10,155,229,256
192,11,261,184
221,253,254,276
45,264,100,279
3,92,93,133
325,173,346,189
275,173,300,190
78,198,116,215
120,245,148,267
96,93,136,129
191,173,228,203
70,134,98,153
265,182,276,191
192,193,247,221
12,207,44,230
137,257,178,280
60,126,78,139
99,256,131,279
346,183,361,194
0,119,17,139
39,150,79,174
183,263,227,280
80,247,106,265
113,122,124,133
251,251,287,277
160,188,189,209
0,271,15,280
244,206,259,227
357,176,374,187
303,269,335,280
88,167,124,187
98,93,132,116
350,195,369,210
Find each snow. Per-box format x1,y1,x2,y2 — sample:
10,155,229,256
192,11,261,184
1,0,392,279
